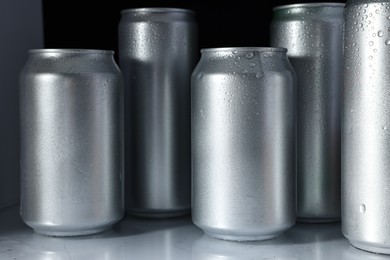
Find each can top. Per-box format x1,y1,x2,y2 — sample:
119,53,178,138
273,2,345,11
121,7,195,15
28,49,114,55
201,47,287,53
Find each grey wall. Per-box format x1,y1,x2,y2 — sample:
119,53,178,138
0,0,44,209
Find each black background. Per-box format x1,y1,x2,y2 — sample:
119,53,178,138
42,0,345,61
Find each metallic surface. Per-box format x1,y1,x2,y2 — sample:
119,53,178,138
2,205,378,260
342,0,390,254
270,3,344,222
192,47,296,241
19,49,124,236
118,8,198,217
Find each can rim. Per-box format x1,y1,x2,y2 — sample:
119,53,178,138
121,7,195,15
273,2,345,11
28,49,115,55
201,47,287,53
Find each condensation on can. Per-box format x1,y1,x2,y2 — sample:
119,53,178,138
270,3,344,223
191,47,296,241
19,49,124,236
342,0,390,254
118,8,198,218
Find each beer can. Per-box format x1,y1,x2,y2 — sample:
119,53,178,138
270,3,344,222
343,0,390,254
192,47,296,241
19,49,124,236
118,8,198,217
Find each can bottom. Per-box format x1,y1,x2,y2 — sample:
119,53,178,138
127,208,191,219
297,217,340,223
33,225,112,237
349,239,390,255
204,231,280,242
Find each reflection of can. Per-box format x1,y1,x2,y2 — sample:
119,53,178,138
20,49,124,236
191,234,298,260
342,0,390,254
270,3,344,223
192,47,296,241
118,8,198,217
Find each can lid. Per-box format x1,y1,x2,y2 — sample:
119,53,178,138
201,47,287,53
273,2,345,11
121,7,195,15
28,49,114,55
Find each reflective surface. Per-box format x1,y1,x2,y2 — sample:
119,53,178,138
342,0,390,254
19,49,124,236
270,3,344,222
118,8,198,217
191,48,296,241
0,205,387,259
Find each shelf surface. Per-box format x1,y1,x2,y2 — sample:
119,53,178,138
0,205,389,260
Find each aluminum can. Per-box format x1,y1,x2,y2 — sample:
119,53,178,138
342,0,390,254
270,3,344,223
19,49,124,236
118,8,197,217
192,47,296,241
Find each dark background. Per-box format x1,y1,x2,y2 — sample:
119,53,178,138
42,0,345,61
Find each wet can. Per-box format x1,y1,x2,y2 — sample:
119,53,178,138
19,49,124,236
192,47,296,241
342,0,390,254
118,8,198,217
270,3,344,223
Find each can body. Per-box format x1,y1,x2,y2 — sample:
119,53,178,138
343,0,390,254
118,8,198,217
19,49,124,236
192,47,296,241
270,3,344,222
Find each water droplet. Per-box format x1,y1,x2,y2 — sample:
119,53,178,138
378,30,384,37
249,62,256,67
245,52,254,59
232,50,238,54
383,125,388,130
375,9,380,14
225,91,229,95
369,55,373,60
369,41,374,46
241,69,248,73
359,204,366,213
386,39,390,45
256,72,264,78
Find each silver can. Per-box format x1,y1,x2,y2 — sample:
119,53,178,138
192,47,296,241
343,0,390,254
19,49,124,236
270,3,344,223
118,8,198,217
